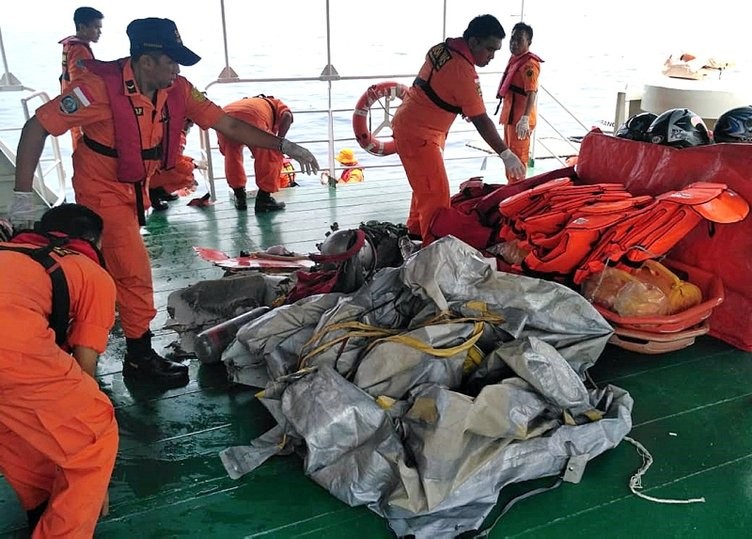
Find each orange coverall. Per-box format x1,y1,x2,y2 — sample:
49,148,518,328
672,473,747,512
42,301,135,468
216,97,292,193
59,37,94,150
35,60,223,339
150,131,197,194
499,55,540,178
392,40,486,242
0,242,118,537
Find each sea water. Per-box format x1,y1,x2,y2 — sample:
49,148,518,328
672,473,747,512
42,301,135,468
0,0,747,192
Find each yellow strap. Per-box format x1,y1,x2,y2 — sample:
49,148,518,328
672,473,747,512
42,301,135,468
299,304,504,368
370,321,485,357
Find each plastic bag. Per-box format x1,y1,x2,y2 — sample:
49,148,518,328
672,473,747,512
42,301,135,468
613,281,670,317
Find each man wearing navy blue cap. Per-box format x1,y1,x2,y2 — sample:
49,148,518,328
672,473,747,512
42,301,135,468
10,17,320,389
126,17,201,66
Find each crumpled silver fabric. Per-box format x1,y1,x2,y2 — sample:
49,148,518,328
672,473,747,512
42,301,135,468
236,293,343,380
401,237,612,375
382,379,632,537
353,322,475,400
220,236,628,538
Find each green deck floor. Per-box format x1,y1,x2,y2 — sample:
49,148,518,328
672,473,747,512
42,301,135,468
2,178,752,538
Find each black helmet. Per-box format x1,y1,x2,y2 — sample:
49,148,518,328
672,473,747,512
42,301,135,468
646,108,711,148
318,229,376,291
714,105,752,143
615,112,657,142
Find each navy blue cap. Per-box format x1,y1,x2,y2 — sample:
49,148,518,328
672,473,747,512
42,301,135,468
127,18,200,66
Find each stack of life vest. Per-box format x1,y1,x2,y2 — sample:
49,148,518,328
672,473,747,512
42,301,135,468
494,179,748,353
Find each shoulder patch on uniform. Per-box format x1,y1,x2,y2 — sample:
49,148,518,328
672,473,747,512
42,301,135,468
59,86,92,115
475,77,483,97
526,69,534,78
427,43,452,70
191,86,207,102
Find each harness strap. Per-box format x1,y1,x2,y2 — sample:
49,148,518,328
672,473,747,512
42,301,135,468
254,94,278,126
82,134,163,160
0,244,71,346
413,76,463,115
494,85,527,115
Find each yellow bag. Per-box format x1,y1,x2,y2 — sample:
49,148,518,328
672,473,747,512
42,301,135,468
632,260,703,315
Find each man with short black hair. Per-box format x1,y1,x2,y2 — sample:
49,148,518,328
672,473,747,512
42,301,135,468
393,14,525,243
60,7,104,93
59,7,104,149
9,17,319,388
496,22,543,182
0,203,118,537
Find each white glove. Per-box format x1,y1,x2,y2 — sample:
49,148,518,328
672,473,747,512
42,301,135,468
516,115,531,139
0,218,13,242
8,191,36,231
499,149,526,182
280,139,320,175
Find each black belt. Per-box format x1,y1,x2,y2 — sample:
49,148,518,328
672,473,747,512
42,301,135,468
82,134,163,161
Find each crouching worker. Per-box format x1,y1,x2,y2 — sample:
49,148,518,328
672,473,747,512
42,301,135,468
0,204,118,537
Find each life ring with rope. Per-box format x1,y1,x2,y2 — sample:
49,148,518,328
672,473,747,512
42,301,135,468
352,81,408,156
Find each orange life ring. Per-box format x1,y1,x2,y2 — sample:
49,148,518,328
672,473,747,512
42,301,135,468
352,81,408,156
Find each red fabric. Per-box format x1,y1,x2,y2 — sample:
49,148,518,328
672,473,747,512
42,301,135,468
429,168,576,250
429,207,493,249
285,269,340,304
576,132,752,351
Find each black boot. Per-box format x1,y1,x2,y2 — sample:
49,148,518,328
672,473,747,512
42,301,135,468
27,500,48,531
152,186,179,201
123,331,189,388
233,188,248,210
255,190,286,213
148,189,170,211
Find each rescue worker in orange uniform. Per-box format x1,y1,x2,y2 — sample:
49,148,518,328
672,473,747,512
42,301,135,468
59,6,104,149
496,22,543,183
9,18,319,389
392,14,525,243
0,203,118,538
320,148,365,187
217,95,294,212
149,118,199,210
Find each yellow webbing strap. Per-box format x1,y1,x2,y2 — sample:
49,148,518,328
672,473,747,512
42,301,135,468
298,304,505,368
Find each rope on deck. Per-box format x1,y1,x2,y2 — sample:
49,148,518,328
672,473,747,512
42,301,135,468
625,436,706,504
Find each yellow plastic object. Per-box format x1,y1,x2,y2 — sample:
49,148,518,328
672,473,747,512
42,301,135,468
632,260,702,315
583,267,670,316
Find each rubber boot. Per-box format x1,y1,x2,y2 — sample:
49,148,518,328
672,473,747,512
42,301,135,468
123,331,189,388
151,186,179,201
254,190,286,213
27,500,48,532
148,188,170,211
233,188,248,210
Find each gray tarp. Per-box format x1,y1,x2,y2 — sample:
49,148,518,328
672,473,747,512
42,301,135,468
218,236,632,537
